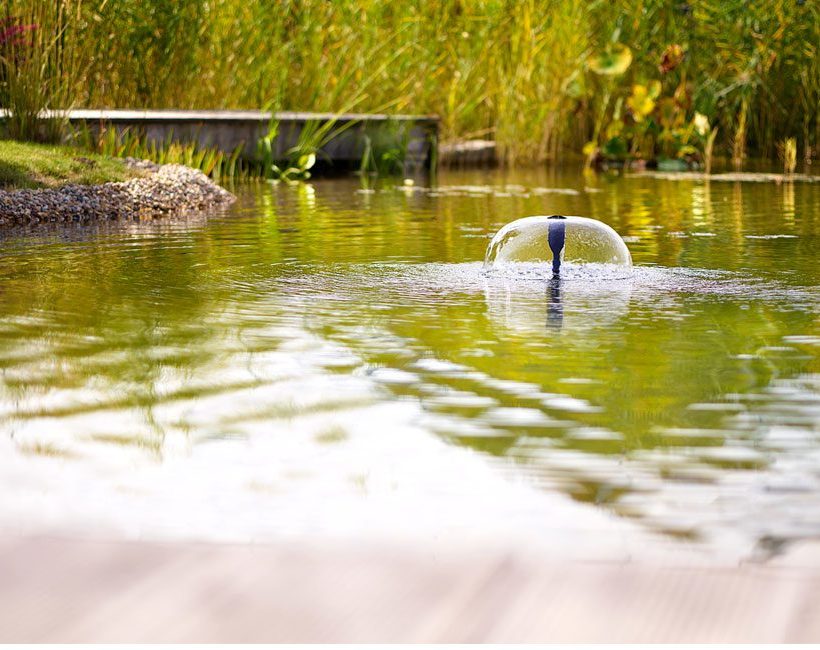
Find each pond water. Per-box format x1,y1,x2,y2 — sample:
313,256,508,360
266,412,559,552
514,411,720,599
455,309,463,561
0,168,817,561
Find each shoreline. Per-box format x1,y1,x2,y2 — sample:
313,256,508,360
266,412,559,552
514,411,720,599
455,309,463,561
0,160,235,226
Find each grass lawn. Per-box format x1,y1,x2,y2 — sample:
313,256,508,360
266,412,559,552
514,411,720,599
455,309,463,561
0,140,143,190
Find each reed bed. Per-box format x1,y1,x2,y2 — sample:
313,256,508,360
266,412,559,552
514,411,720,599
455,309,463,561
2,0,817,166
0,0,82,141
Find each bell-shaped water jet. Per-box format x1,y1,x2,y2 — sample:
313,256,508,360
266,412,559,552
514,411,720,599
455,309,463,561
484,215,632,278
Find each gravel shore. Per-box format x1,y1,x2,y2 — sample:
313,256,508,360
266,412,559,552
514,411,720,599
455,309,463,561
0,159,235,226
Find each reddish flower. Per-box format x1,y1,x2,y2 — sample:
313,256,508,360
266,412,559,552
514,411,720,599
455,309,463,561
659,44,685,74
0,18,37,48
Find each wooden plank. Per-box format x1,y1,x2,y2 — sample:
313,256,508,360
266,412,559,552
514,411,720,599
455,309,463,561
59,109,437,123
1,535,818,642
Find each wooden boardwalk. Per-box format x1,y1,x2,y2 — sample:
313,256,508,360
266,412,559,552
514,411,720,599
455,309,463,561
1,535,819,642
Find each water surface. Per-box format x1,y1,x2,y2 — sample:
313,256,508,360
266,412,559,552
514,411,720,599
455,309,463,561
1,168,817,560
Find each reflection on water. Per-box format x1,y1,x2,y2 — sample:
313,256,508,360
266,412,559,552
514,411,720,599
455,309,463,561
547,277,563,330
483,270,633,335
0,168,818,560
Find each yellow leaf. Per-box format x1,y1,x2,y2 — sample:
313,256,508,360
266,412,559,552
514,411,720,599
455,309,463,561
605,121,623,139
627,84,656,120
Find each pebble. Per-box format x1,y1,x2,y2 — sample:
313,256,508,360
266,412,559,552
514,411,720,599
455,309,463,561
0,159,236,226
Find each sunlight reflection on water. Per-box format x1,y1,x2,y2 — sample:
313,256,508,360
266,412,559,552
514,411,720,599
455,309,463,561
0,169,818,561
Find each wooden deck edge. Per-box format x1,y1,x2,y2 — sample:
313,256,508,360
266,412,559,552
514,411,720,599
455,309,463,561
1,535,818,642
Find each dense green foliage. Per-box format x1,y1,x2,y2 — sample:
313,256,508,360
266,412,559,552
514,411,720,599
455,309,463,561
0,140,140,189
2,0,818,165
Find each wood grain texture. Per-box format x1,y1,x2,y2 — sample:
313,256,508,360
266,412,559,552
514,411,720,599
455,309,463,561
1,536,818,642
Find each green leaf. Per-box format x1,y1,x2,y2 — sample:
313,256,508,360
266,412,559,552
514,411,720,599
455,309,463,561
588,44,633,76
298,153,316,170
602,136,627,157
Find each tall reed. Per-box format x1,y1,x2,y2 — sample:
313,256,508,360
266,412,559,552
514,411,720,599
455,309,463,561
0,0,81,142
6,0,819,165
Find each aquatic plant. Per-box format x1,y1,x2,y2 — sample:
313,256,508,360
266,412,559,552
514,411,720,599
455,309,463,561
359,119,412,177
268,152,316,183
257,117,363,182
254,121,280,178
75,125,246,180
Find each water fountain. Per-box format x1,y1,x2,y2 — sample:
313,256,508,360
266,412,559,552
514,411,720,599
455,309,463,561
484,215,632,278
483,215,634,331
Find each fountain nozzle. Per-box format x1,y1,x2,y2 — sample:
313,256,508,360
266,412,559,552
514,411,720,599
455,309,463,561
547,215,567,275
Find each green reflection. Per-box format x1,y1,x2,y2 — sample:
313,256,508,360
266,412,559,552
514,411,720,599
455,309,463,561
0,168,818,546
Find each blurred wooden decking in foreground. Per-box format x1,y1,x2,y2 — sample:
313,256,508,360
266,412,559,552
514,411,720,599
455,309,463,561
1,536,818,642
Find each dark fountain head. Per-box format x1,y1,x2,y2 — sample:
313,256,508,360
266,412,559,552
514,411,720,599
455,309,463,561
547,215,567,276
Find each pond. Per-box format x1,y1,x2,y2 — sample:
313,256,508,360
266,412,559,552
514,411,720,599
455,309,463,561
0,168,817,561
